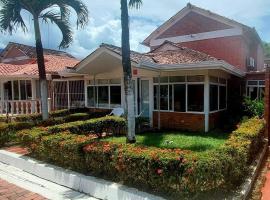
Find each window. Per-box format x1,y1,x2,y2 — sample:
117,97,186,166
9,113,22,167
87,86,95,107
19,80,32,100
87,79,121,109
210,85,218,111
154,76,226,113
246,80,265,100
110,86,121,108
159,85,168,110
188,85,204,112
219,86,226,109
13,81,19,100
97,86,109,108
174,84,186,112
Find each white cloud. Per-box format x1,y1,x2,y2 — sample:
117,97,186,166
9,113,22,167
0,0,269,58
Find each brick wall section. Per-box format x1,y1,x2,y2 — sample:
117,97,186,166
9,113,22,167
179,36,247,71
246,73,265,80
153,111,205,132
264,67,270,142
209,112,222,130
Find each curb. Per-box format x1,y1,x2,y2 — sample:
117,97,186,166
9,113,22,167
0,150,165,200
233,141,268,200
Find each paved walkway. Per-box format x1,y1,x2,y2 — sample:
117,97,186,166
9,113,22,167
0,178,46,200
0,146,97,200
261,161,270,200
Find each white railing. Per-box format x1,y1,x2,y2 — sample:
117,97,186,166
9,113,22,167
0,100,42,115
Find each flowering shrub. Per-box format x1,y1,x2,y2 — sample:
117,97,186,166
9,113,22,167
48,116,127,137
17,117,265,198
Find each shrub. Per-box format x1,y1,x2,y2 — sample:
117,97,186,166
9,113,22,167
18,117,265,198
243,97,264,118
29,133,94,171
0,121,35,147
48,116,126,137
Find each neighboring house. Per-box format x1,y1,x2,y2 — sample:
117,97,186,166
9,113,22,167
0,42,80,114
0,4,266,133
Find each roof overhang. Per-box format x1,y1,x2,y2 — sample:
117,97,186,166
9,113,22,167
139,60,245,77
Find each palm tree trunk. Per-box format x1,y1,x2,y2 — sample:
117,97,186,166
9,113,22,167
121,0,136,143
33,16,49,120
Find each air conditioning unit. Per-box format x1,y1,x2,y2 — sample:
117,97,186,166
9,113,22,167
248,57,255,68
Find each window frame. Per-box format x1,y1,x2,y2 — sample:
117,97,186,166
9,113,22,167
153,76,227,114
209,77,227,113
86,79,121,109
246,80,265,100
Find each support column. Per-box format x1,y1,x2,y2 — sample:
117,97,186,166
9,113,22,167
31,80,37,113
204,74,210,132
264,67,270,144
84,78,88,107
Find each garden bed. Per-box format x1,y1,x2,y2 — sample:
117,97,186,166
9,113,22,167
1,111,265,199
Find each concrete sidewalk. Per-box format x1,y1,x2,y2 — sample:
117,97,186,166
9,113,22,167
0,162,97,200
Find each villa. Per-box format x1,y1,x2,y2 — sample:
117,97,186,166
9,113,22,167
0,3,266,132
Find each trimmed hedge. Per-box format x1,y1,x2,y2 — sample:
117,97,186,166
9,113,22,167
17,117,265,198
0,121,35,147
48,116,127,137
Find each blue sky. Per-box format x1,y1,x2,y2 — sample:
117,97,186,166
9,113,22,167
0,0,269,59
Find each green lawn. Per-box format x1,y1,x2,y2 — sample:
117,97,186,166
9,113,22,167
102,131,230,152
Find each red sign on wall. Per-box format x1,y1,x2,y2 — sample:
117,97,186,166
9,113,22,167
133,69,138,76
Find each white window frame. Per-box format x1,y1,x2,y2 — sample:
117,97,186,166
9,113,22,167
153,75,227,114
246,80,265,100
209,77,227,113
87,79,121,109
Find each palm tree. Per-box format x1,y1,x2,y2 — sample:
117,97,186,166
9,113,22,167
0,0,88,120
120,0,142,143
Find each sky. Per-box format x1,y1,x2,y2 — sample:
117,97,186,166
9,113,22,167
0,0,270,59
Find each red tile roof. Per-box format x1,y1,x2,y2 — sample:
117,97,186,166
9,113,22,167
0,55,78,77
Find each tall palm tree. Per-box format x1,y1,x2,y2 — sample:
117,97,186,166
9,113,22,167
120,0,142,143
0,0,88,120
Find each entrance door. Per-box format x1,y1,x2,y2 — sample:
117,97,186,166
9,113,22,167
140,79,150,118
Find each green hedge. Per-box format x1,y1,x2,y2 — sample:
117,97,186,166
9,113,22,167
17,117,265,198
48,116,127,137
0,121,35,147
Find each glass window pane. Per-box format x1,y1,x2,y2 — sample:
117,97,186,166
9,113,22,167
26,80,32,100
210,76,219,83
20,80,26,100
87,86,95,107
97,86,109,107
13,81,19,100
170,76,185,83
259,81,265,86
188,84,204,112
169,85,173,110
187,75,204,82
174,84,186,112
110,86,121,108
154,85,158,110
210,85,218,111
219,86,227,109
160,85,169,110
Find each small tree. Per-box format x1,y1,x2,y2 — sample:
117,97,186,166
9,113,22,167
120,0,142,143
0,0,88,120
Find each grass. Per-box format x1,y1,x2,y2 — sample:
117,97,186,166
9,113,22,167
102,131,230,153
